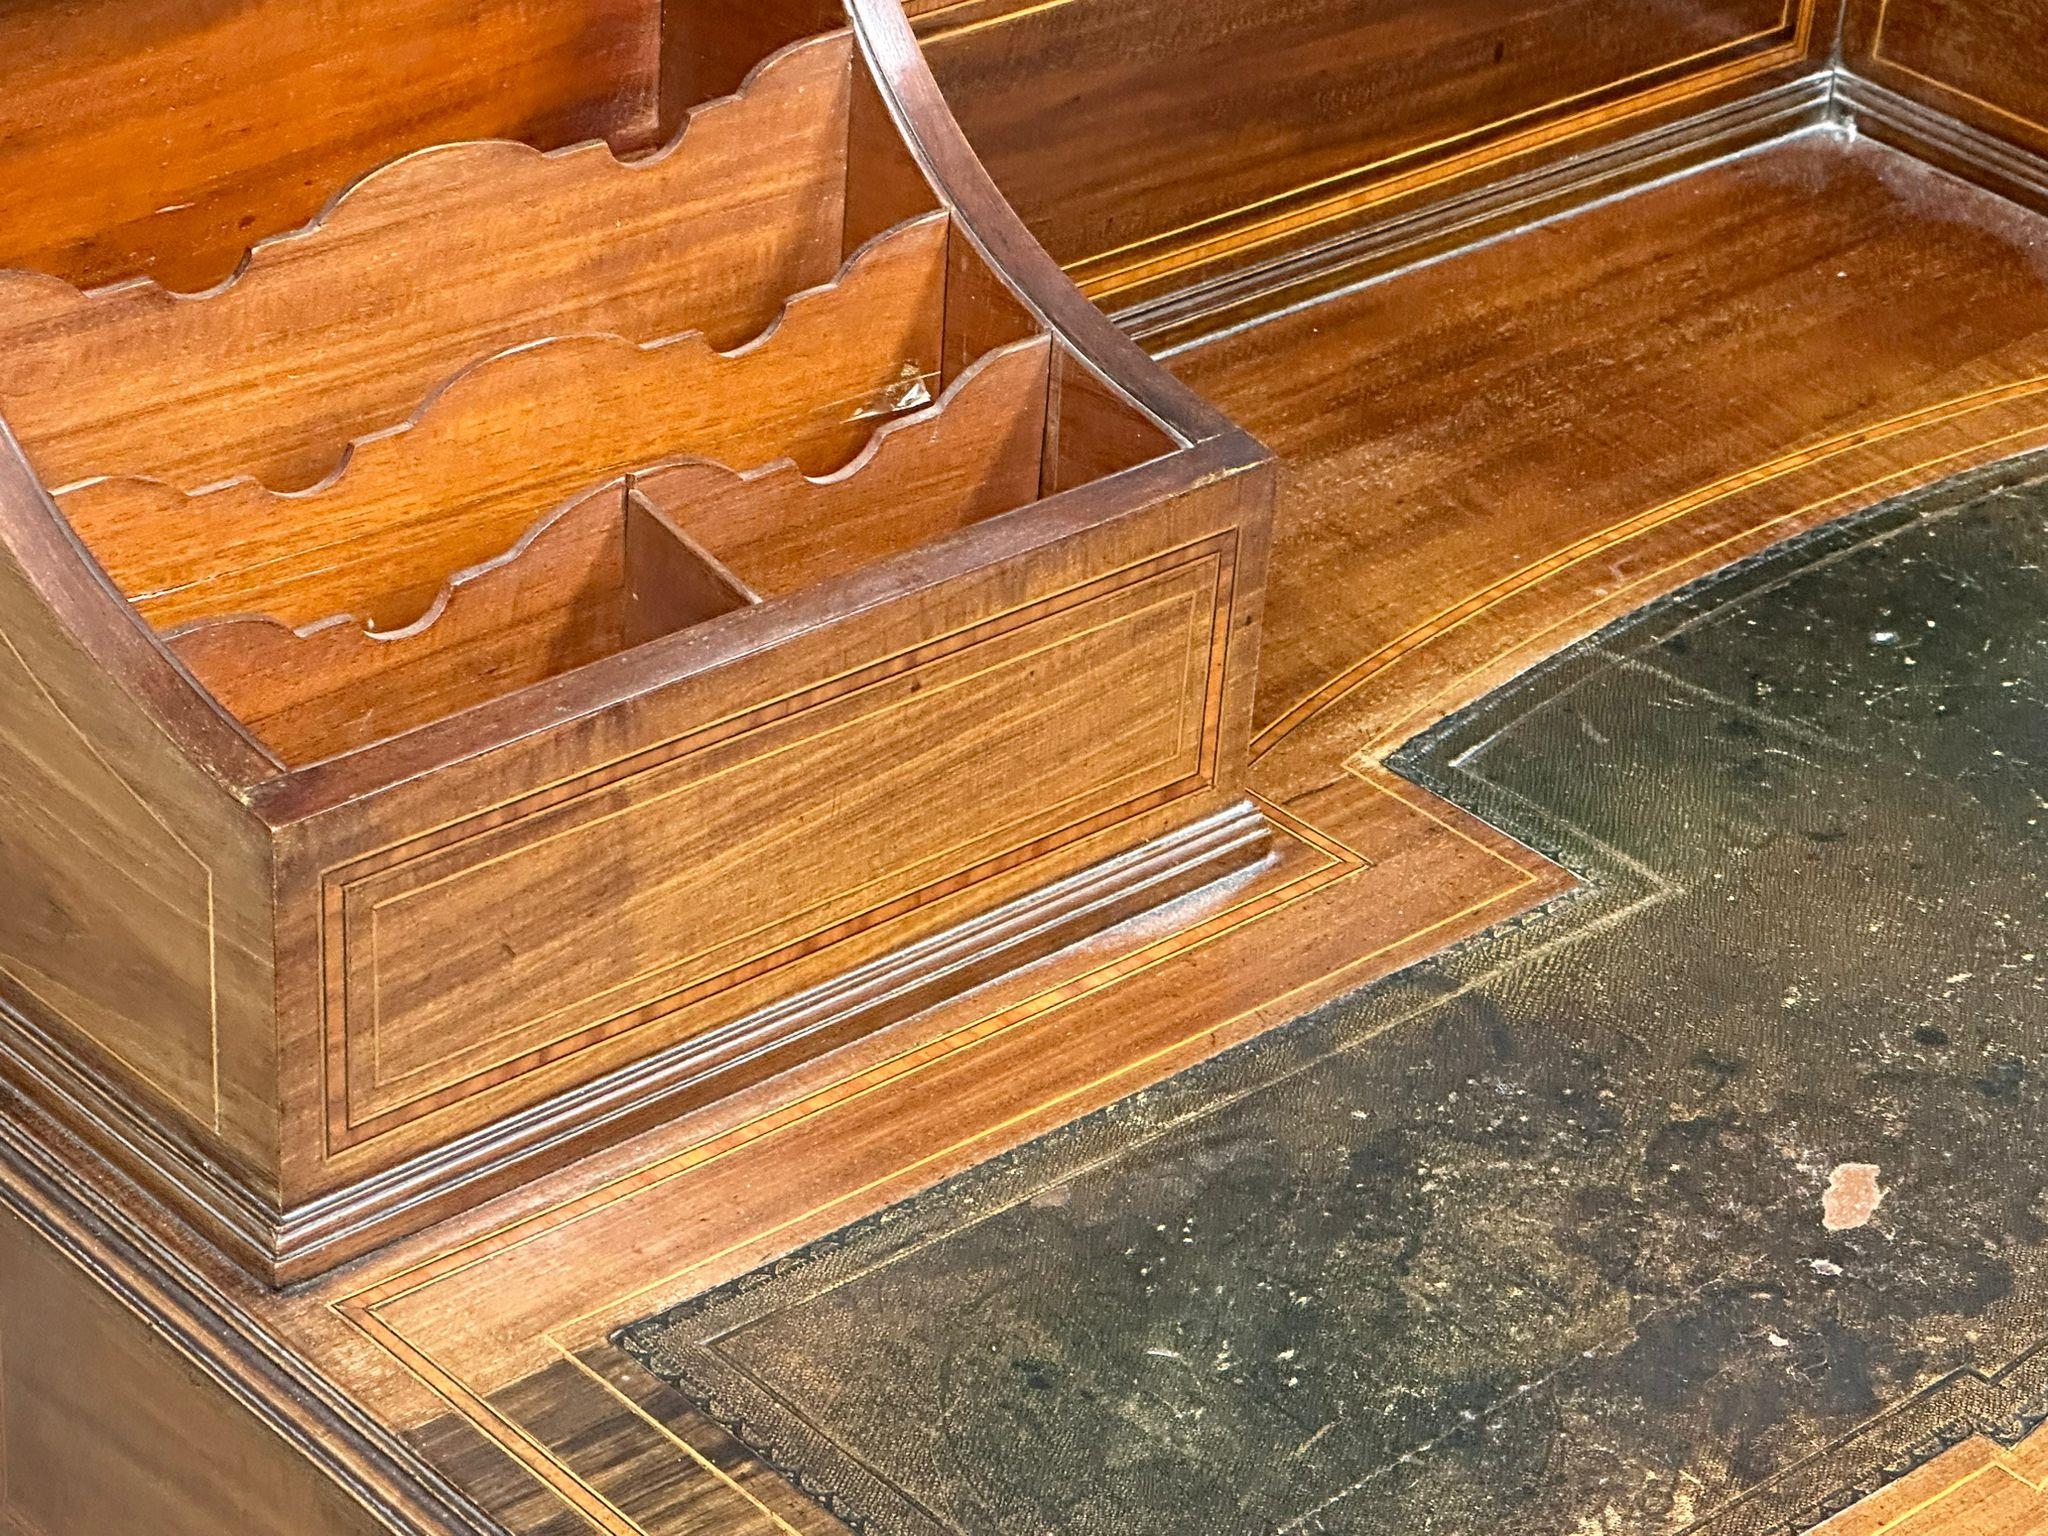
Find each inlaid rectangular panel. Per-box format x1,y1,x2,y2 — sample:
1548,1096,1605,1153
919,0,1817,292
322,543,1233,1148
1847,0,2048,154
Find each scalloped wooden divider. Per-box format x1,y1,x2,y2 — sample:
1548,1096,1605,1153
0,30,867,495
63,211,951,634
637,335,1055,598
167,487,759,765
0,0,672,296
163,334,1052,763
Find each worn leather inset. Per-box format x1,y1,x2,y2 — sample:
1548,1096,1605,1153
620,457,2048,1536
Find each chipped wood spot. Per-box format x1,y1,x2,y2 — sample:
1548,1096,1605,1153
1824,1163,1885,1231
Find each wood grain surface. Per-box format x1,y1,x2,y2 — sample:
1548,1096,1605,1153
0,0,1270,1290
164,335,1058,765
65,212,951,634
1810,1432,2048,1535
1173,131,2048,787
917,0,1831,302
0,1204,393,1536
0,0,668,295
14,104,2048,1536
0,421,279,1197
0,30,855,494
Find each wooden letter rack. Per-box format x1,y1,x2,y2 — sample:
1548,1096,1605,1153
0,0,1275,1284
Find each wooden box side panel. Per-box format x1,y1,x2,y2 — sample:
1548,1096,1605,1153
0,473,279,1198
330,554,1220,1139
1844,0,2048,157
273,455,1270,1203
0,0,667,295
0,1205,386,1536
914,0,1830,305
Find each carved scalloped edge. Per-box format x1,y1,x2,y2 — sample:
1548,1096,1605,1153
160,335,1050,655
159,477,631,665
57,208,954,520
631,333,1052,502
0,29,853,317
